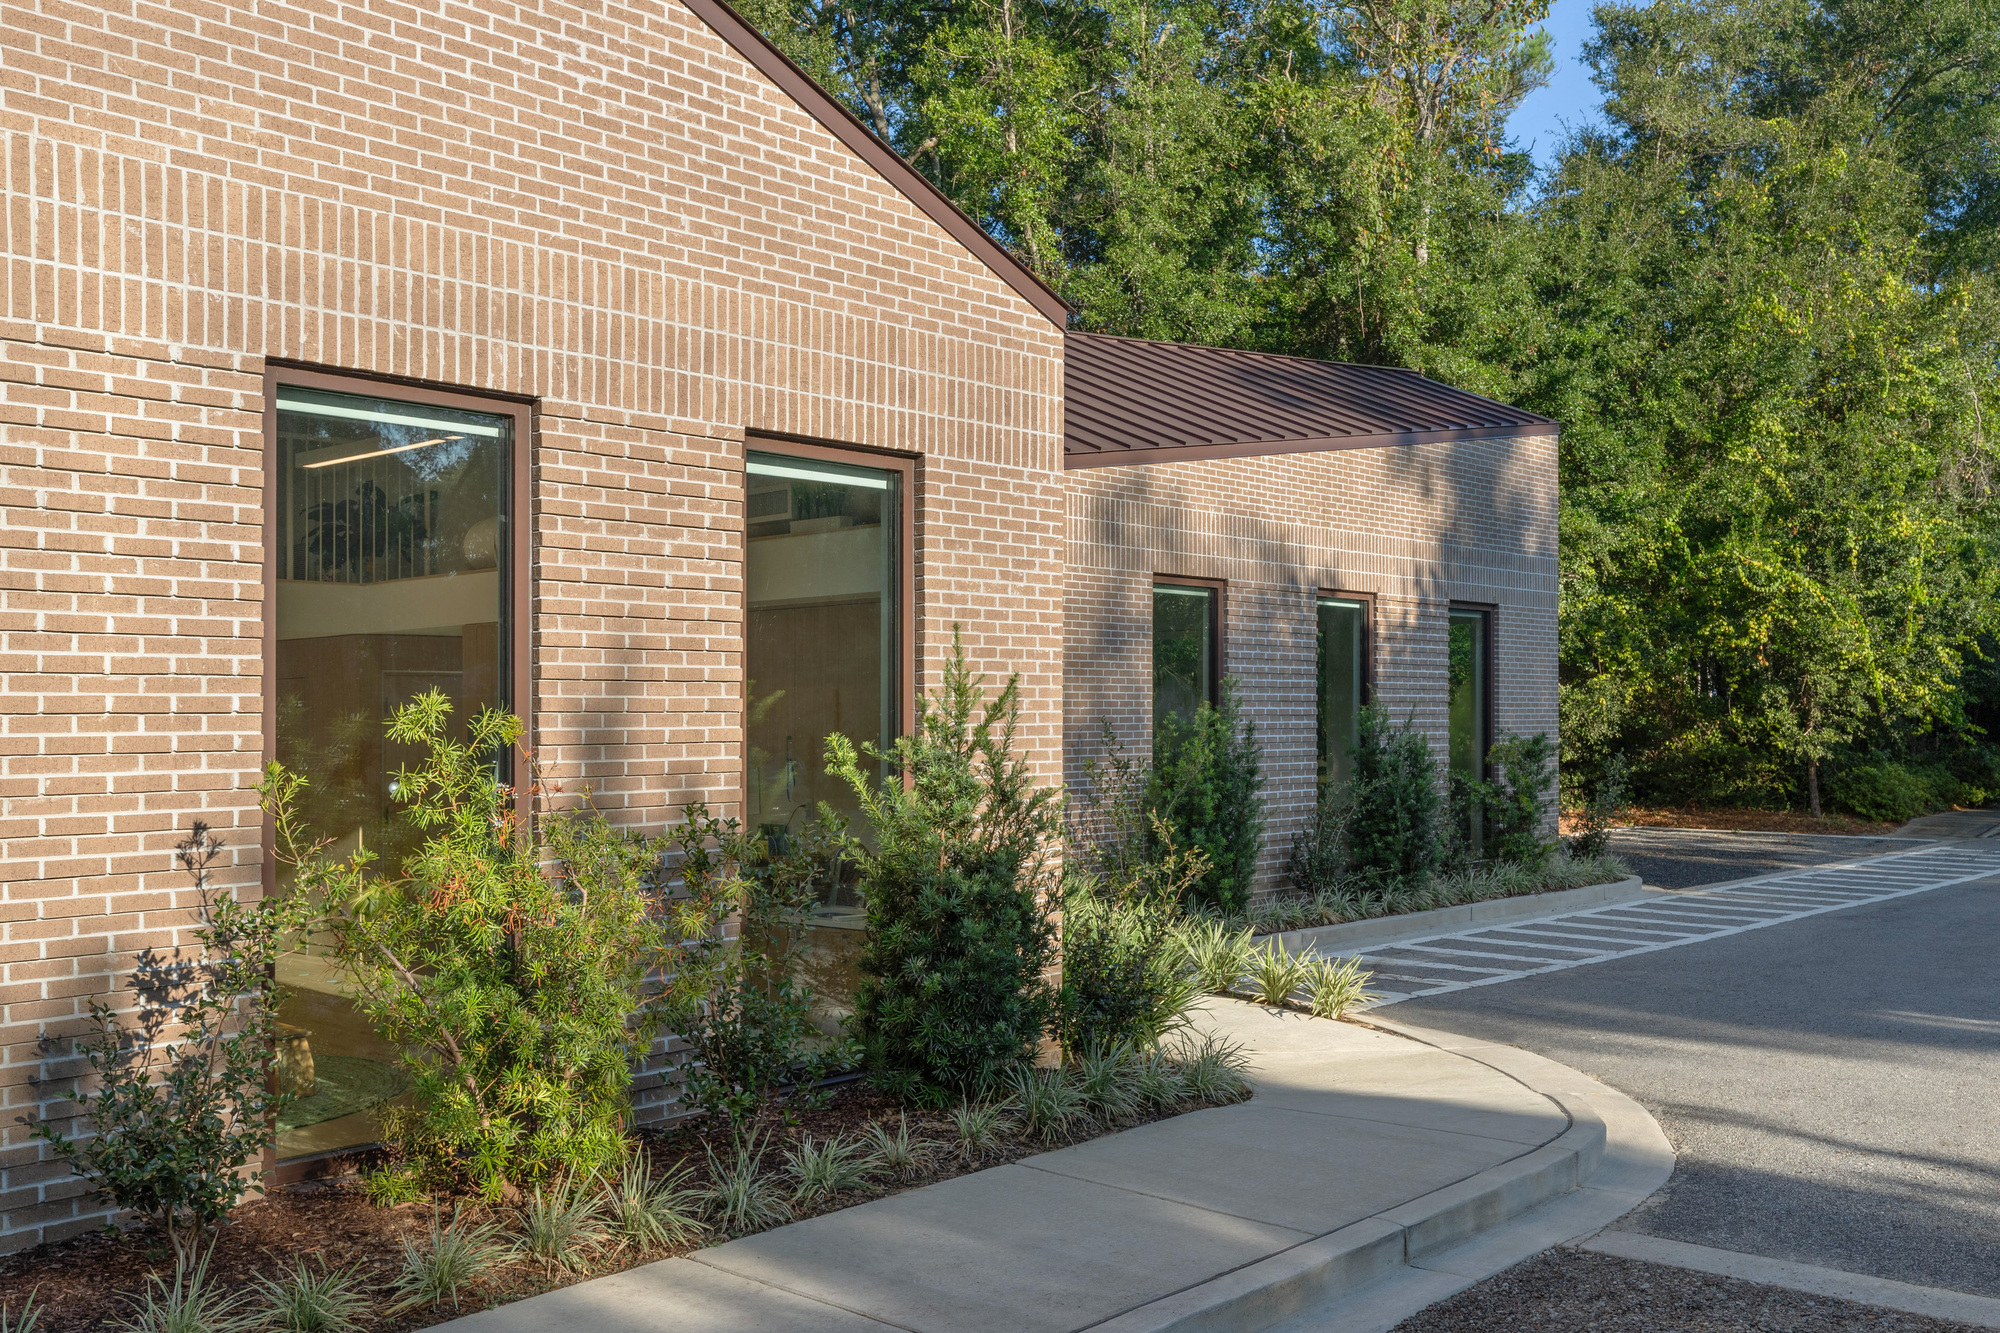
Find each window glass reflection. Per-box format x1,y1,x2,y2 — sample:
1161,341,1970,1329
744,451,899,1037
1318,599,1366,789
1153,584,1215,731
271,386,511,1162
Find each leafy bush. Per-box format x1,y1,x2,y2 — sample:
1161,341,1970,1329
1054,868,1203,1057
29,823,308,1260
1341,707,1447,889
271,694,730,1197
1479,733,1559,870
1145,679,1267,913
676,810,855,1123
827,630,1060,1103
1826,761,1934,823
1566,752,1630,859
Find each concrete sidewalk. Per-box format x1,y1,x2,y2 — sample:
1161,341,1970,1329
436,1000,1639,1333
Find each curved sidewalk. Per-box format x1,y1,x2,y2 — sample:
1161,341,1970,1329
436,1000,1665,1333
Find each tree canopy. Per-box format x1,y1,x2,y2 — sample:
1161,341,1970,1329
740,0,2000,817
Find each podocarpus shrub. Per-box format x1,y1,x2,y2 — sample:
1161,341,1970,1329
29,824,310,1260
1146,679,1266,914
271,692,733,1197
1342,706,1447,889
1054,859,1204,1056
1480,733,1559,870
827,630,1060,1104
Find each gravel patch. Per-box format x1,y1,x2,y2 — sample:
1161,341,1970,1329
1391,1250,1985,1333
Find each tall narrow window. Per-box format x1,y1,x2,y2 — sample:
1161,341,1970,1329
1318,597,1368,789
1448,609,1491,848
744,447,904,1036
1153,581,1218,731
269,380,518,1163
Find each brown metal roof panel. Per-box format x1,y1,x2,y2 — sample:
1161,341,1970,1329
1062,332,1554,463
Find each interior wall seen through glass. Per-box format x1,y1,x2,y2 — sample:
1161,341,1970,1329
1318,599,1366,789
744,450,900,1037
1154,585,1215,731
271,385,511,1162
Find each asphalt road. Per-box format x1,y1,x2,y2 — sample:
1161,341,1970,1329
1385,828,2000,1299
1605,826,1916,888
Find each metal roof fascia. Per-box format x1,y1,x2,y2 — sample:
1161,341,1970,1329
1062,421,1560,469
676,0,1071,329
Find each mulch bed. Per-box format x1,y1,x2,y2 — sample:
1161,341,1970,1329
1392,1248,1983,1333
4,1082,1205,1332
1562,807,1901,837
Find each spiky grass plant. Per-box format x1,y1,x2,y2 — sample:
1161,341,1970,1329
116,1249,255,1333
860,1114,928,1180
703,1128,793,1236
1173,1030,1253,1105
1246,941,1311,1008
1173,918,1258,994
1004,1065,1089,1144
605,1157,706,1252
0,1295,35,1333
391,1206,512,1313
250,1257,371,1333
516,1172,611,1273
1303,954,1379,1019
1070,1045,1141,1125
1128,1049,1190,1113
784,1134,878,1208
949,1099,1014,1162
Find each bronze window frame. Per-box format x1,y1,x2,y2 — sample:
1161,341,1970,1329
258,363,534,1184
1151,574,1227,719
739,432,919,818
1315,588,1375,788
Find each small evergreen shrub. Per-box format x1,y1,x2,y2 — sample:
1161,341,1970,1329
1566,753,1630,860
1480,733,1559,870
271,693,733,1197
1342,707,1447,889
1827,761,1937,823
1054,851,1205,1057
827,630,1060,1103
28,823,309,1261
1145,679,1266,913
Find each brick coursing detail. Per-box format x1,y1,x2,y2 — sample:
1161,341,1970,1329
1062,437,1561,902
0,0,1063,1250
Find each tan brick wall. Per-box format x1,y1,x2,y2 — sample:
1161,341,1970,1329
1062,434,1560,901
0,0,1063,1248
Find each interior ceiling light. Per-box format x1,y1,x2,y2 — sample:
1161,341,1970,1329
299,436,461,470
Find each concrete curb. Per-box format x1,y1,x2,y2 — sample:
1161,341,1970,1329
1264,876,1650,957
1083,1018,1654,1333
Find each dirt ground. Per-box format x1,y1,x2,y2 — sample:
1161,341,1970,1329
2,1083,1201,1332
1561,807,1901,837
1392,1250,1985,1333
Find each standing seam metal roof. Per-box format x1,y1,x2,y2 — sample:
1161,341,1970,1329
1064,332,1557,468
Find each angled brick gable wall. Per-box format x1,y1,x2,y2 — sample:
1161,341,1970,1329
1062,434,1559,901
0,0,1063,1249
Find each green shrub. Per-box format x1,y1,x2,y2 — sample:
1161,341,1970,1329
827,630,1060,1103
1054,859,1204,1057
1480,733,1559,870
678,811,856,1124
1826,761,1934,823
29,823,309,1261
1342,707,1447,889
1145,679,1266,914
1566,752,1630,860
271,693,731,1197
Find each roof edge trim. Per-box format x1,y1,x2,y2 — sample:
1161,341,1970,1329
679,0,1070,329
1062,422,1559,470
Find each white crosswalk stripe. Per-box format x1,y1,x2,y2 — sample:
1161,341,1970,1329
1345,843,2000,1007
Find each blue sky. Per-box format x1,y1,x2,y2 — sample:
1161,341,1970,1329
1507,0,1608,172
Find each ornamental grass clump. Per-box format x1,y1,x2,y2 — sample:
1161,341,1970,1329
949,1099,1014,1161
516,1173,611,1273
784,1134,879,1207
268,693,736,1198
605,1158,705,1252
250,1258,371,1333
1303,954,1378,1019
826,630,1059,1103
703,1130,793,1236
115,1250,254,1333
1246,941,1312,1008
390,1208,512,1313
860,1114,929,1179
1005,1065,1090,1144
1173,918,1258,995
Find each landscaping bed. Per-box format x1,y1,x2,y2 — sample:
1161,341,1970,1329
5,1070,1244,1333
1582,807,1899,836
1232,853,1633,938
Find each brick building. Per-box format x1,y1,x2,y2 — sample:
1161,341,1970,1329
0,0,1554,1250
